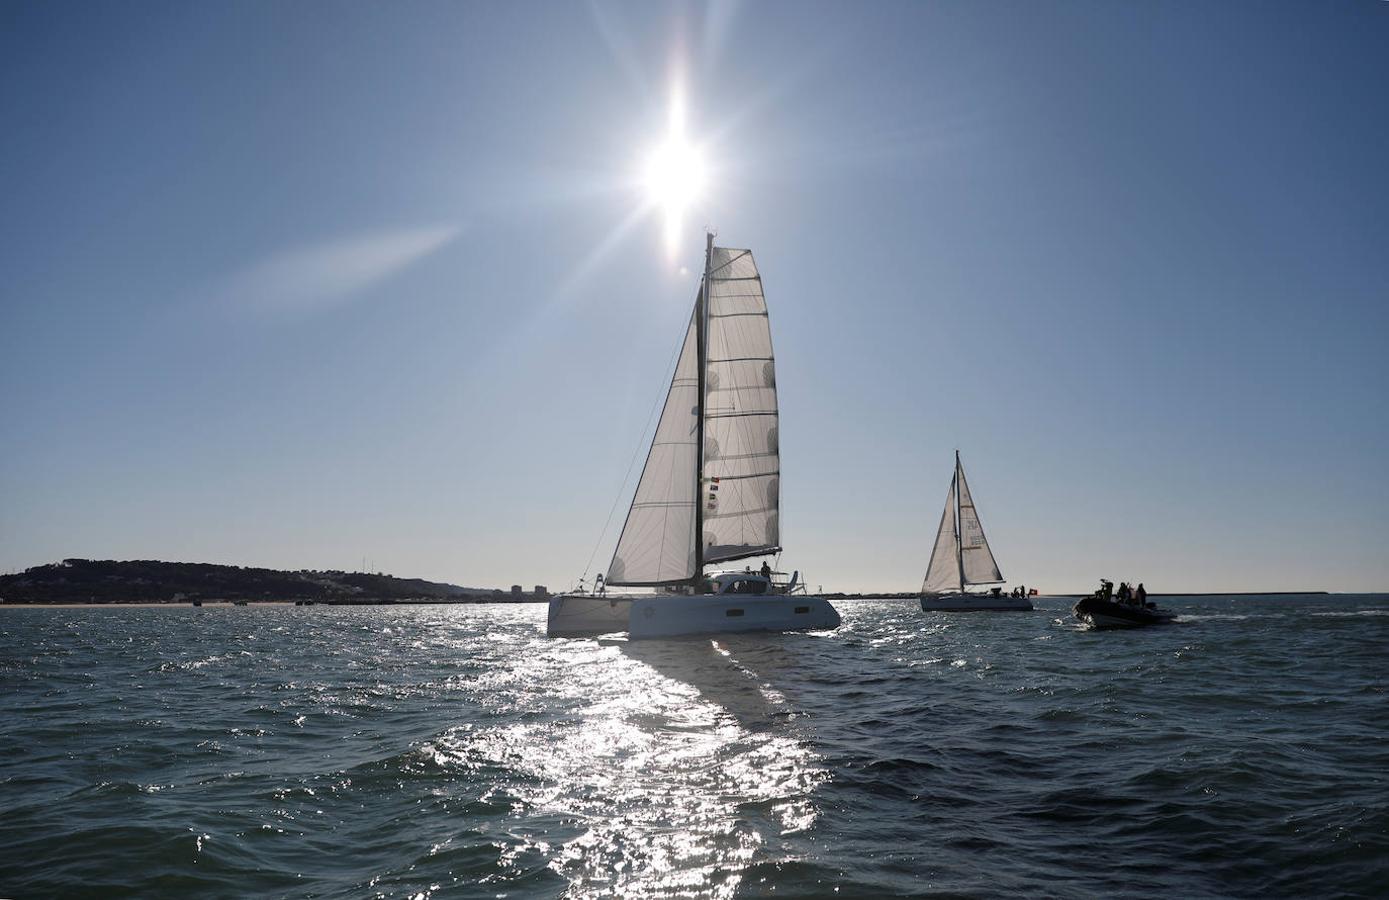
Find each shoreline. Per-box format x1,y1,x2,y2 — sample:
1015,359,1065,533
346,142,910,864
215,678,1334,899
0,599,553,608
1,591,1366,609
835,591,1335,601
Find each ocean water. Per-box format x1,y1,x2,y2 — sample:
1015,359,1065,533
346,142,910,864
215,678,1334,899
1,594,1386,898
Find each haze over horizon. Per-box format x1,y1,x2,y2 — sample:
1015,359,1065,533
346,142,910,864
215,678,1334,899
3,2,1386,595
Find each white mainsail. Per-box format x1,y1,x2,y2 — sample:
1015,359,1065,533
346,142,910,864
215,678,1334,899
957,463,1002,585
702,247,780,564
607,241,780,587
921,452,1003,594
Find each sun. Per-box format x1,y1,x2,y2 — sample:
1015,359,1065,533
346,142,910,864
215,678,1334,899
644,138,706,225
642,86,708,258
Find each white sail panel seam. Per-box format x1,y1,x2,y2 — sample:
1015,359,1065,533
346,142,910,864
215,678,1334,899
705,469,779,482
706,505,776,519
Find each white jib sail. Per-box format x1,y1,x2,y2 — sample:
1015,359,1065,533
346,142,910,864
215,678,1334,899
957,462,1003,585
701,247,781,564
606,306,700,586
922,476,962,594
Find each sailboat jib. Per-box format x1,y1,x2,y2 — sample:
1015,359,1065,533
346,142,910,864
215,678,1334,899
701,247,781,565
956,462,1003,585
606,304,701,586
922,476,962,594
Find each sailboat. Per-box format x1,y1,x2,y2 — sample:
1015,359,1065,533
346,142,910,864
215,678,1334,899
919,451,1032,611
547,233,842,639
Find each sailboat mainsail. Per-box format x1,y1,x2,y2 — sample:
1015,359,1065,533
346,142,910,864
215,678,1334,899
921,452,1003,594
956,461,1002,585
702,247,780,565
607,240,780,587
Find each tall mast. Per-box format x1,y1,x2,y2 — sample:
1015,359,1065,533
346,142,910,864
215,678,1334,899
954,450,965,594
693,231,713,590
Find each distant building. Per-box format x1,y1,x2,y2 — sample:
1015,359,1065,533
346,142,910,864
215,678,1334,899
534,585,549,598
510,584,523,596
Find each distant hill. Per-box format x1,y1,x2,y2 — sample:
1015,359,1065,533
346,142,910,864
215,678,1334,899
0,559,549,604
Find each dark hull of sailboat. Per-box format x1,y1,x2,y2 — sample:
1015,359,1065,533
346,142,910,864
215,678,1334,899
1073,597,1176,629
920,593,1033,612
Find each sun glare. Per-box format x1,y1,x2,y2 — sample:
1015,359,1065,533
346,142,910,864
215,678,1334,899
643,85,707,258
645,139,706,222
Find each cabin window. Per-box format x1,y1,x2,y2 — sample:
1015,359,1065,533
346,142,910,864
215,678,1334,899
725,608,745,617
795,606,809,614
726,579,767,595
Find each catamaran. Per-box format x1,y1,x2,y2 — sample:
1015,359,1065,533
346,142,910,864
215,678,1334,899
547,233,842,638
920,451,1032,611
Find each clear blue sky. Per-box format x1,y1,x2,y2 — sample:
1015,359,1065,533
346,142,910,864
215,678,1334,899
2,1,1386,593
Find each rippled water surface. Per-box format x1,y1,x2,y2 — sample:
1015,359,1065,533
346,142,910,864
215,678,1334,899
2,595,1386,898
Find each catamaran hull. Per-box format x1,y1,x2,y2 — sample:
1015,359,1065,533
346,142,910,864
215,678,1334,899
546,595,633,637
920,594,1033,612
547,593,841,639
628,594,841,639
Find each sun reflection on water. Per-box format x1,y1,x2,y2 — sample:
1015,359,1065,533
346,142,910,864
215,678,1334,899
427,632,826,897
